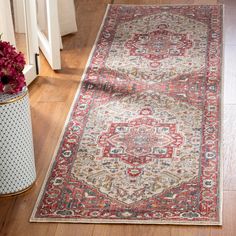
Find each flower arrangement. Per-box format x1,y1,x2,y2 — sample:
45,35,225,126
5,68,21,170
0,35,26,94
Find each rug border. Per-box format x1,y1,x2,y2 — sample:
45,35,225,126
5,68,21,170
218,2,225,227
111,3,224,6
30,3,224,225
29,218,222,225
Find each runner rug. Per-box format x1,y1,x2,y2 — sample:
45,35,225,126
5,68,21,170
31,4,223,225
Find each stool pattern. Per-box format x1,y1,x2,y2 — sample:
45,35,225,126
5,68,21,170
0,92,36,195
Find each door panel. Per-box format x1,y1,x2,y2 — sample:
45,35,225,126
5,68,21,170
37,0,61,70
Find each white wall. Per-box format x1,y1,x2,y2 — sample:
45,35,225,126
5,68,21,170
0,0,16,45
12,0,77,37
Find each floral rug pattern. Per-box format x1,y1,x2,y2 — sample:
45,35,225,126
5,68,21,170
31,4,223,225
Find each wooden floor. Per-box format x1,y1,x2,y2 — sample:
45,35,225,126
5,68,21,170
1,0,236,235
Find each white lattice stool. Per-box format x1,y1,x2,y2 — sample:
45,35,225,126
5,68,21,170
0,89,36,196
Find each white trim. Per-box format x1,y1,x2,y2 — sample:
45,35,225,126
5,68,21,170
23,0,39,84
58,0,78,36
0,0,16,46
13,0,25,33
38,30,51,62
37,0,61,70
24,65,37,85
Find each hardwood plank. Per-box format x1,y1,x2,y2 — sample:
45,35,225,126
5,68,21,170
55,224,94,236
222,0,236,45
210,191,236,236
223,105,236,190
171,226,211,236
0,191,58,236
223,46,236,104
0,198,16,234
93,224,171,236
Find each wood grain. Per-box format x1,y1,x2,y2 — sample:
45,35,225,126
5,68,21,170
93,224,171,236
224,46,236,104
223,105,236,190
0,0,235,236
171,226,211,236
210,191,236,236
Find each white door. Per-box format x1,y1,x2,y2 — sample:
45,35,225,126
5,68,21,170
37,0,61,70
0,0,39,85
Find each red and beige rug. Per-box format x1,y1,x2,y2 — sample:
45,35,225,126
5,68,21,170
31,4,223,225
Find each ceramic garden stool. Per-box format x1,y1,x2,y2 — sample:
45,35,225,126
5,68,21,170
0,89,36,196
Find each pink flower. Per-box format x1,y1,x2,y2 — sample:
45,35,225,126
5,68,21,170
0,39,26,94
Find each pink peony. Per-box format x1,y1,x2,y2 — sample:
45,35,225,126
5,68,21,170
0,39,26,94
